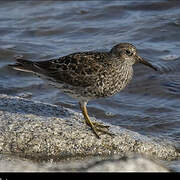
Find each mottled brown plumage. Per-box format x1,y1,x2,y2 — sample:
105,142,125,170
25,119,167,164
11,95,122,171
9,43,157,138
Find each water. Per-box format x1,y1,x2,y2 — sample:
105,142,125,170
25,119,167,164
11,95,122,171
0,1,180,170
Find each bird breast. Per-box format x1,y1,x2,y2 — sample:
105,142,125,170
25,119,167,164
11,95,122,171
92,63,133,98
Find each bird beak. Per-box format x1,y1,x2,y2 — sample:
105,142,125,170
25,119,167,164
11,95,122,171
136,55,157,71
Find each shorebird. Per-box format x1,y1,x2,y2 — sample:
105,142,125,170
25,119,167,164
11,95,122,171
9,43,157,138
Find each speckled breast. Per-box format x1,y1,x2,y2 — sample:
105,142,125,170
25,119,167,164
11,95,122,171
44,63,133,101
60,64,134,101
89,64,134,98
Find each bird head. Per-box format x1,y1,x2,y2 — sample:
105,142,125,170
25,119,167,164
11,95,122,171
110,43,157,71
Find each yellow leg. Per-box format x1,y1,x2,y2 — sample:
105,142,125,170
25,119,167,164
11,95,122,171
79,101,100,138
79,101,113,138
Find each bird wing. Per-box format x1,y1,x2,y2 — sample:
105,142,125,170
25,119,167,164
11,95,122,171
33,52,109,87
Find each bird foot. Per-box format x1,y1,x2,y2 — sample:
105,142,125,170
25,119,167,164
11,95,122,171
86,120,114,138
91,121,110,129
79,101,114,138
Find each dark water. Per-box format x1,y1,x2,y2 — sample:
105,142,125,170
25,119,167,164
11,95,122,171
0,1,180,170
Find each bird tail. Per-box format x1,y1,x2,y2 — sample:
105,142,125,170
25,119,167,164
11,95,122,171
9,56,38,73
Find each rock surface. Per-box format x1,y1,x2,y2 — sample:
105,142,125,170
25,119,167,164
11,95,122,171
0,94,179,171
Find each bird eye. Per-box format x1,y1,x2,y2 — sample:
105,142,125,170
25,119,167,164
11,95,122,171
125,50,132,56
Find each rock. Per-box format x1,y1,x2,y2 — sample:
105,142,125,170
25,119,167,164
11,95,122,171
0,154,169,172
0,94,179,162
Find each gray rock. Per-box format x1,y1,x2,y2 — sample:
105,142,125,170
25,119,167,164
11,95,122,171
0,94,179,162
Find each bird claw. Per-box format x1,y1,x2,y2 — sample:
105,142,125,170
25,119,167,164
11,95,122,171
91,121,110,129
86,120,114,138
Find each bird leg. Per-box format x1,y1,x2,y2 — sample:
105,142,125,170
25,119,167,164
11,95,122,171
79,101,100,138
79,101,112,138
